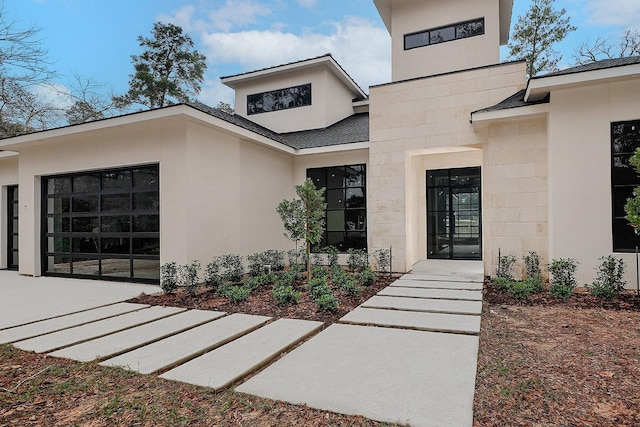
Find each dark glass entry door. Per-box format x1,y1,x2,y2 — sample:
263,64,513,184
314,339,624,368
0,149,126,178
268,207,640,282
427,167,481,260
7,185,18,269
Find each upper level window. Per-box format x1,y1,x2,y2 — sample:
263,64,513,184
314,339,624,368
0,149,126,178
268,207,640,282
611,120,640,252
247,83,311,115
404,18,485,50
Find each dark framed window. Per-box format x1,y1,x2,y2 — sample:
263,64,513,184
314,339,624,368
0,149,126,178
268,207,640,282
307,164,366,252
612,120,640,252
247,83,311,115
404,18,485,50
42,164,160,282
7,185,18,270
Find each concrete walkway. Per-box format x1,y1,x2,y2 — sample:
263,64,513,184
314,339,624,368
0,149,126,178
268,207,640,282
1,261,484,426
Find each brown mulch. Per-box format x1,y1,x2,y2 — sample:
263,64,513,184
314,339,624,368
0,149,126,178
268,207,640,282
129,273,398,325
474,284,640,426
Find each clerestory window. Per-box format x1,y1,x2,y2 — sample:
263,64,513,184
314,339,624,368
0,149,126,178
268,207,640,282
404,18,485,50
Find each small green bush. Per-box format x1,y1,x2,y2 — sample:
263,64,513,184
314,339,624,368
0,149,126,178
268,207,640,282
359,267,376,286
242,276,261,291
324,246,339,267
275,270,297,288
248,250,286,276
272,285,301,305
492,276,512,293
203,260,222,291
256,272,276,286
523,251,541,278
160,262,178,294
307,276,330,300
220,254,244,283
347,248,369,273
586,255,626,300
374,248,391,274
330,264,347,284
287,248,306,271
549,282,574,299
179,260,201,296
496,254,516,280
315,292,339,311
508,279,538,299
340,275,361,297
311,265,328,280
311,252,325,267
227,285,250,303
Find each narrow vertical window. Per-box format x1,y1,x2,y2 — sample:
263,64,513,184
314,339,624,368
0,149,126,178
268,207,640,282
612,120,640,251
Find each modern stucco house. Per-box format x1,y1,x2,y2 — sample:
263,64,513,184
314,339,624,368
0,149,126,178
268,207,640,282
2,0,640,288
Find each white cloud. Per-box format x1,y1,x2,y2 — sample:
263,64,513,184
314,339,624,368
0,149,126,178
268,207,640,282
31,83,74,110
208,0,272,32
584,0,640,27
296,0,317,8
200,16,391,92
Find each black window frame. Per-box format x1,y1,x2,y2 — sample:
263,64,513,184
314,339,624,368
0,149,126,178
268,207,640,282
611,119,640,252
307,164,367,252
247,83,312,115
404,18,485,50
7,185,18,270
41,164,160,283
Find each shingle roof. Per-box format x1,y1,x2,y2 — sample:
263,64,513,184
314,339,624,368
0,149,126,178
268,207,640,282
220,53,333,80
471,89,549,115
187,102,369,150
533,56,640,79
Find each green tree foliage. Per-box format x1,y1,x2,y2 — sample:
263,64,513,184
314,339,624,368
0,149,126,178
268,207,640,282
114,22,206,110
507,0,576,77
624,148,640,232
277,178,326,279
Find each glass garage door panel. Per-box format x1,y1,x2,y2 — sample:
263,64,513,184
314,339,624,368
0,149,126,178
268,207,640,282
43,165,159,282
426,167,481,260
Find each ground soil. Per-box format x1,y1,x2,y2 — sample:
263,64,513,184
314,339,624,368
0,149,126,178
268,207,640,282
2,277,640,425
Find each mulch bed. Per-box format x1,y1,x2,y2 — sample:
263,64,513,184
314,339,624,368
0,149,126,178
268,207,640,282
129,273,398,325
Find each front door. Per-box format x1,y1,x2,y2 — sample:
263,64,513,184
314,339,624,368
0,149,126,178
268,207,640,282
7,185,18,269
426,167,481,260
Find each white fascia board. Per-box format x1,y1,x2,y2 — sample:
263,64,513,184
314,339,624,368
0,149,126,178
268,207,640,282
0,105,194,150
0,150,18,158
499,0,514,45
525,63,640,101
373,0,392,34
471,103,549,124
296,141,369,155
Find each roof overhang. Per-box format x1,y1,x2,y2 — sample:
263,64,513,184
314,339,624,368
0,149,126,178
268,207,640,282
221,54,367,100
525,62,640,101
374,0,513,45
0,105,296,155
471,103,549,124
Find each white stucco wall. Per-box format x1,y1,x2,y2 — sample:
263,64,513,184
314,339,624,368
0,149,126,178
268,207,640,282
549,79,640,288
390,0,501,81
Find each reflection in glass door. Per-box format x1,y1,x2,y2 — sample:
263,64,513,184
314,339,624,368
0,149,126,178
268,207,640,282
7,185,18,269
426,168,481,260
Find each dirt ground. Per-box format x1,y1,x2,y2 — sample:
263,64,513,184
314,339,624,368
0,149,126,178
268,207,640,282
2,277,640,425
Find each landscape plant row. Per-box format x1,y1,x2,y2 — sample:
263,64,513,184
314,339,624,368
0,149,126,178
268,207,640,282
493,251,627,300
159,247,389,312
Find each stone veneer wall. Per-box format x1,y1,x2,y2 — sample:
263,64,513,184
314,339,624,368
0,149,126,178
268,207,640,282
368,61,532,273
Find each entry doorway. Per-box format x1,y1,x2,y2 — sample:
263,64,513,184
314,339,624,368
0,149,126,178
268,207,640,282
426,167,481,260
7,185,18,269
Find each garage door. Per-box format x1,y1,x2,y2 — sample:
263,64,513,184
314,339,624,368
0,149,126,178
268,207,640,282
43,165,159,282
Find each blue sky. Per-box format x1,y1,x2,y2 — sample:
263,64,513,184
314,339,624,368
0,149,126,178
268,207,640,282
7,0,640,108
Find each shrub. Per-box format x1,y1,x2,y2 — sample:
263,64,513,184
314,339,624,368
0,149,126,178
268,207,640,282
324,246,339,267
492,276,512,293
220,254,244,283
242,276,261,291
347,248,369,273
548,258,578,299
256,272,276,286
340,275,361,297
496,254,516,280
523,251,541,278
308,276,330,300
311,265,328,280
508,279,539,299
315,292,339,311
248,250,286,276
331,265,347,286
228,285,251,303
203,259,222,291
311,252,325,267
272,285,301,305
586,255,626,300
359,267,376,286
287,248,306,271
275,270,297,288
160,262,178,294
374,248,391,274
247,253,265,277
263,250,285,272
179,260,200,296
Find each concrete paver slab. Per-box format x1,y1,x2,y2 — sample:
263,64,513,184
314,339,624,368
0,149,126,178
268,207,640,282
379,286,482,301
0,303,148,344
0,271,159,329
49,310,225,362
401,273,484,283
160,318,323,390
14,306,184,353
341,307,481,335
236,323,479,427
101,313,271,375
394,278,482,290
361,295,482,315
